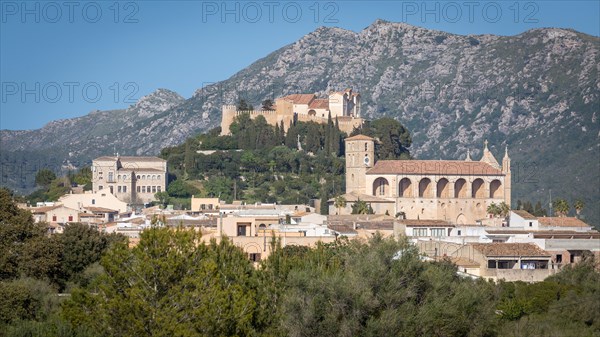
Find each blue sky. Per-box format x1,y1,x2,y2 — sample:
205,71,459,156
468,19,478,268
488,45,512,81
1,0,598,130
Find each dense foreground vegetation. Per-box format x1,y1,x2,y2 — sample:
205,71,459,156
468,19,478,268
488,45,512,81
1,190,599,337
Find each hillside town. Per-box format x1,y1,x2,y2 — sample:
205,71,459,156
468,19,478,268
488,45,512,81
18,90,599,284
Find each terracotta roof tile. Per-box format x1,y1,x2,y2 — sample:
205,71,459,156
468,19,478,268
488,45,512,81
308,98,329,109
282,94,316,105
29,205,61,213
355,222,395,230
472,243,550,257
84,206,119,213
512,210,537,219
538,217,591,228
328,224,358,235
367,160,503,176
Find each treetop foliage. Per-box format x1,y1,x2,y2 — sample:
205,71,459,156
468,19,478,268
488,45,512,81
158,115,412,209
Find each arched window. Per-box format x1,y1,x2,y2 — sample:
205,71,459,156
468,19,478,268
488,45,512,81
373,178,389,196
418,178,433,198
364,142,368,151
157,175,161,180
472,178,485,198
490,180,503,198
437,178,449,198
136,175,140,179
399,178,413,197
454,179,467,198
142,175,146,180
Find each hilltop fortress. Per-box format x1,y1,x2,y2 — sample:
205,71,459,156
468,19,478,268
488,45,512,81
220,89,365,135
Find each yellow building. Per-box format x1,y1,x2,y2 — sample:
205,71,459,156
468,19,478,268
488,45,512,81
92,155,167,205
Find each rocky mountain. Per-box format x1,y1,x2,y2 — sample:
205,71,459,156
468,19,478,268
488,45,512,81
1,20,598,224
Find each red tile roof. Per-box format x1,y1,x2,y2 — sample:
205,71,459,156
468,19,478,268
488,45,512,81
29,205,61,213
281,94,315,105
512,210,537,220
538,217,591,228
84,206,119,213
308,98,329,110
328,224,358,235
472,243,550,257
367,160,503,176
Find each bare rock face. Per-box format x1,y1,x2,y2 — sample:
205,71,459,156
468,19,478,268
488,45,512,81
1,20,599,225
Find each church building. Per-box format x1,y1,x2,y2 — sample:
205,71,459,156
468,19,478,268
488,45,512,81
335,135,511,224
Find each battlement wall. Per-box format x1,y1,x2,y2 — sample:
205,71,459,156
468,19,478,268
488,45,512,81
221,105,364,136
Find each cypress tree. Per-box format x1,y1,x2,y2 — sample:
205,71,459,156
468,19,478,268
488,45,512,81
279,120,286,145
325,112,333,154
333,117,341,156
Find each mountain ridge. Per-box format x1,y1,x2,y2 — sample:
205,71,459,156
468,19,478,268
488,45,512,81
1,20,598,224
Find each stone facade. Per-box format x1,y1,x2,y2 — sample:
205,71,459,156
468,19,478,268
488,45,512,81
220,89,364,135
343,136,512,224
92,156,167,205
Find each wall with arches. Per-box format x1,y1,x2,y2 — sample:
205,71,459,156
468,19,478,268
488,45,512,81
364,173,508,224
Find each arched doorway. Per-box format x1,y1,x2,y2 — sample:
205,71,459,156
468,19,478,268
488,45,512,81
373,178,389,196
472,178,485,198
399,178,413,197
418,178,433,198
454,179,467,198
437,178,449,198
490,180,503,198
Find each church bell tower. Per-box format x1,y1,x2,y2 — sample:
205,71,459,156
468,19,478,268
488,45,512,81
344,135,375,194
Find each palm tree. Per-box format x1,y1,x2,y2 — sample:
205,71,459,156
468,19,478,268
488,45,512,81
574,199,585,217
334,195,347,215
487,202,501,217
553,198,570,217
351,198,374,214
498,202,510,218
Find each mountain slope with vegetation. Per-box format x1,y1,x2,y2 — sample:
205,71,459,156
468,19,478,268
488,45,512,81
1,20,598,224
